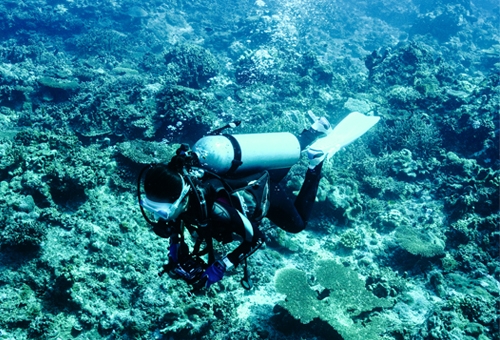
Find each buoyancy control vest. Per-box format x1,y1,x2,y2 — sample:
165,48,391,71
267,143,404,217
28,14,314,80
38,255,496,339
203,170,271,222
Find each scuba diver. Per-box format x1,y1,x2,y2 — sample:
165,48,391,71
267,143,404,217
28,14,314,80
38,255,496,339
137,112,379,291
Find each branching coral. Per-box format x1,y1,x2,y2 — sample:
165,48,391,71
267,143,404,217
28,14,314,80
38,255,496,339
72,28,129,57
1,212,45,250
380,113,443,158
339,229,363,248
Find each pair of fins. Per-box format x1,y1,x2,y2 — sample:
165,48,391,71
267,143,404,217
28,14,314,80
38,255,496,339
308,111,380,161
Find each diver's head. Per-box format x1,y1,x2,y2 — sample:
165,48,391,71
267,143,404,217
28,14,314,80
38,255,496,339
140,165,190,221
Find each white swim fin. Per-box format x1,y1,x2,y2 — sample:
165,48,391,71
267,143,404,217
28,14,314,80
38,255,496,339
308,112,380,162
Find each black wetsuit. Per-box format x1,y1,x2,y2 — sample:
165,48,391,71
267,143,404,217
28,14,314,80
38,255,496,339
266,161,323,234
264,127,323,233
154,128,323,268
153,175,264,267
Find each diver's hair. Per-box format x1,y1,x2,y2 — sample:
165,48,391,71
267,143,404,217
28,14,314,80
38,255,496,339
144,164,182,203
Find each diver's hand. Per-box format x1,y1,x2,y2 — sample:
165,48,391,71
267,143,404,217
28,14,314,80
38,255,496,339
202,260,226,288
168,243,181,263
153,222,174,238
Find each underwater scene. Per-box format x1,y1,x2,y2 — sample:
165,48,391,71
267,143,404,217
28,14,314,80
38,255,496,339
0,0,499,339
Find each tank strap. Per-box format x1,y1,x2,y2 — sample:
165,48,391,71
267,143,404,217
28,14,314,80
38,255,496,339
223,134,243,174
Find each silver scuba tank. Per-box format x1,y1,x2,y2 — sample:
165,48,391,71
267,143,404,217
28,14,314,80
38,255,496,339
192,132,301,175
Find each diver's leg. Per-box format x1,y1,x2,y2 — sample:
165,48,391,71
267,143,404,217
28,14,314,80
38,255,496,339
297,129,319,150
266,182,306,233
294,160,324,224
267,161,323,233
267,116,330,232
297,116,332,150
268,168,291,184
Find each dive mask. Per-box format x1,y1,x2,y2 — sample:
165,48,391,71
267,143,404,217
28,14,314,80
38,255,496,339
140,175,190,221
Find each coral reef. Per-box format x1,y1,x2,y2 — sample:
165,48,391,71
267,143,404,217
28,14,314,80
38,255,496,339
0,0,498,339
164,44,220,89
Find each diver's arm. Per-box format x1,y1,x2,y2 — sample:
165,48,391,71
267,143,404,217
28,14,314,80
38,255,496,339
226,226,264,267
211,201,263,268
202,202,263,288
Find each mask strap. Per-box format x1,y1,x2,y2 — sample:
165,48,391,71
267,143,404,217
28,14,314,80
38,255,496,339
137,164,157,227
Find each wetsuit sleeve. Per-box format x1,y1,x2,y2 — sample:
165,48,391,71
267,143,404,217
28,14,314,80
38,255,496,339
211,201,264,267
